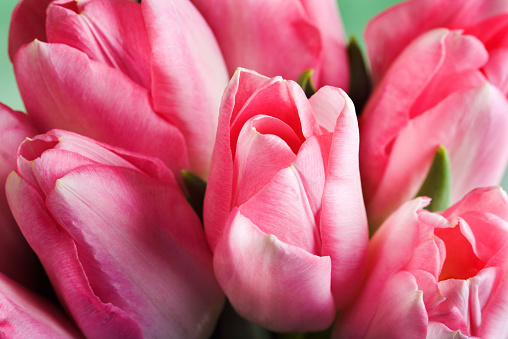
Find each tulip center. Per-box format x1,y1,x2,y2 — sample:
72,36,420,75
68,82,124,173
19,135,59,161
435,223,486,281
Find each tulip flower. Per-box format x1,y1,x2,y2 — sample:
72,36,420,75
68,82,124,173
0,271,82,338
6,130,224,339
365,0,508,88
335,187,508,338
190,0,349,90
360,29,508,229
0,103,37,287
204,68,368,332
11,0,229,178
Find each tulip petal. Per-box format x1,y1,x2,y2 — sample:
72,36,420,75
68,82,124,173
318,89,368,308
368,83,508,226
46,0,151,89
365,0,508,81
14,41,189,176
190,0,322,84
46,166,221,338
0,272,82,338
142,0,228,178
214,208,335,332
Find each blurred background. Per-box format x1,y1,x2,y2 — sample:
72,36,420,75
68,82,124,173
1,0,507,187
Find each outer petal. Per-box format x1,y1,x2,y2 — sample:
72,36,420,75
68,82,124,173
190,0,323,84
0,104,37,287
13,41,188,176
0,272,82,338
360,29,488,212
365,0,508,81
214,208,335,332
46,0,151,89
368,83,508,226
142,0,229,178
318,89,368,308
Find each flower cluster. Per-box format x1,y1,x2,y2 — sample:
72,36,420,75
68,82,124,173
1,0,508,338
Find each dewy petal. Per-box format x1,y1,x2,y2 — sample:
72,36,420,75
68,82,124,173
0,272,82,338
46,166,222,338
365,0,508,81
190,0,322,84
367,83,508,226
0,104,37,287
142,0,229,178
46,0,152,89
214,208,335,332
319,89,368,309
13,41,189,176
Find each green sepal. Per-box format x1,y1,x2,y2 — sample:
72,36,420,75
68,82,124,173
297,69,317,98
347,36,372,115
181,169,207,221
416,146,452,212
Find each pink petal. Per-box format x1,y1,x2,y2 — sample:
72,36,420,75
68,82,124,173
367,83,508,226
214,208,335,332
46,0,151,89
0,272,82,338
142,0,229,178
14,41,189,176
318,89,368,308
190,0,322,84
365,0,508,81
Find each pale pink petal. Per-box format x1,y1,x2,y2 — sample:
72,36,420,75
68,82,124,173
142,0,229,178
46,0,151,89
309,86,345,133
13,41,188,176
214,208,335,332
427,322,472,339
360,29,488,215
442,187,508,221
319,89,368,308
190,0,322,84
364,271,428,339
367,83,508,226
0,272,82,338
365,0,508,81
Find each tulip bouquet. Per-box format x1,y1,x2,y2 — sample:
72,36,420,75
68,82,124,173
1,0,508,338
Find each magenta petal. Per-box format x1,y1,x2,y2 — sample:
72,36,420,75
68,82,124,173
214,208,335,332
142,0,228,178
14,41,189,176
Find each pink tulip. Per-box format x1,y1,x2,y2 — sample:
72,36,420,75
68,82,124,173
204,68,368,332
0,271,83,338
360,29,508,228
190,0,349,90
365,0,508,87
0,103,37,287
5,130,224,339
11,0,229,179
335,187,508,338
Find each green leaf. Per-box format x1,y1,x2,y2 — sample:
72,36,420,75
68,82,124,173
297,69,317,98
347,36,372,115
416,146,452,212
181,169,207,221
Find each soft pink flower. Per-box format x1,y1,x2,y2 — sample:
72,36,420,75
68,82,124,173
0,103,37,287
10,0,228,178
335,187,508,339
204,68,368,332
365,0,508,88
190,0,349,89
6,129,223,339
360,29,508,228
0,271,83,338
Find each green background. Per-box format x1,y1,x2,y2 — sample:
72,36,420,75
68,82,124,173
1,0,507,188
